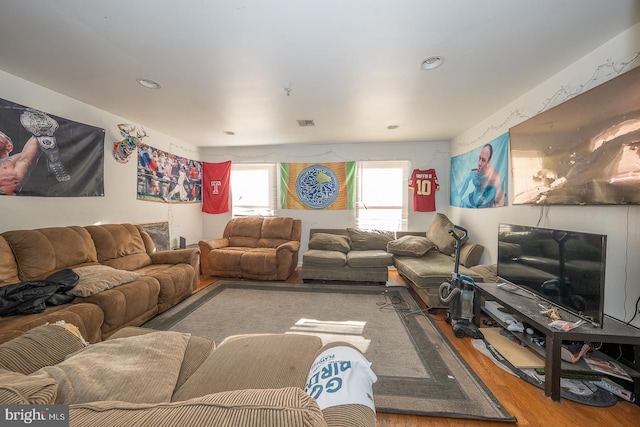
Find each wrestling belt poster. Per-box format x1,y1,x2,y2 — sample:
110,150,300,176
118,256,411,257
0,98,105,197
137,143,202,204
280,162,355,210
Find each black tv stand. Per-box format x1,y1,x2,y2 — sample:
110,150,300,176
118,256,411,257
475,282,640,402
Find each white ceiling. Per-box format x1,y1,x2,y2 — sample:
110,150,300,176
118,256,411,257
0,1,639,148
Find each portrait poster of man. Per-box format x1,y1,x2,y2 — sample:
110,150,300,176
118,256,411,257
450,133,509,208
137,143,202,204
0,98,105,197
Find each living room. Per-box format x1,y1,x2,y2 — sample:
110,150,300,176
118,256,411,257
1,2,640,425
0,4,638,330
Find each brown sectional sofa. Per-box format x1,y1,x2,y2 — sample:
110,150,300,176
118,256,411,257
301,214,485,307
0,223,199,344
199,216,301,280
0,323,376,427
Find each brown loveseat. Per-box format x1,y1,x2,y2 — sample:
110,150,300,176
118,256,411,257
0,224,199,344
199,217,301,280
0,323,376,427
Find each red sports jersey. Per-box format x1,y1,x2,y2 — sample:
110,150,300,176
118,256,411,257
409,168,439,212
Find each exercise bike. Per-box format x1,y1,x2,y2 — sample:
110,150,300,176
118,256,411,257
438,225,484,339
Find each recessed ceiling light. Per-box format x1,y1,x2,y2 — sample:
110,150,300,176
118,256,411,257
137,78,161,89
297,119,315,127
420,56,444,70
387,125,399,130
223,131,235,135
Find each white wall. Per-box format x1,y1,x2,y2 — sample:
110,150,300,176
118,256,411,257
450,23,640,326
201,140,450,254
0,70,203,248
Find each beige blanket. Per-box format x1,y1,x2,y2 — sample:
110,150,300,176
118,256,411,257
31,331,190,404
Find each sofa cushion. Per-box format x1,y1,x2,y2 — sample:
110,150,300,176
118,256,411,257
33,331,189,404
260,216,294,240
303,250,347,267
470,263,498,283
0,303,104,345
226,217,263,248
455,242,484,267
347,229,395,251
109,326,216,394
0,236,20,286
0,369,57,404
69,265,142,297
346,250,394,268
85,224,153,271
81,275,160,339
308,233,351,253
426,213,466,256
2,227,98,281
386,235,436,257
0,323,88,375
70,388,327,427
240,249,278,275
394,251,483,288
135,263,196,313
173,334,323,401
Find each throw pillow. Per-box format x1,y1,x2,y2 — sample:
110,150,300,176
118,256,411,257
0,369,57,404
426,213,466,256
69,265,142,297
386,235,436,257
32,331,189,404
308,233,351,253
347,228,395,251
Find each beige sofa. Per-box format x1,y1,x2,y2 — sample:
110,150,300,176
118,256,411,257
301,214,485,307
0,323,376,427
302,228,395,284
199,216,301,280
0,224,199,344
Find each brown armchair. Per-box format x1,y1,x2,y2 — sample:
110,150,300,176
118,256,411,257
199,217,301,280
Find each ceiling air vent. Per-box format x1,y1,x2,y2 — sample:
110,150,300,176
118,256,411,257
297,119,315,127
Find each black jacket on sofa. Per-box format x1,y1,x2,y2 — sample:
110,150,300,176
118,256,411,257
0,269,78,316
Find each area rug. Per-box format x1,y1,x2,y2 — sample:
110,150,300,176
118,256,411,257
144,280,516,422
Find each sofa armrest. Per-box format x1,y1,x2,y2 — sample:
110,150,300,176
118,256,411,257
276,240,300,254
70,388,331,427
150,248,199,266
459,243,484,268
199,238,229,251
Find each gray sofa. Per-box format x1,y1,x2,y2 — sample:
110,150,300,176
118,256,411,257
302,228,395,284
301,214,485,307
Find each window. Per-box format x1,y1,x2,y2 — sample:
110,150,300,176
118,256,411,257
356,161,409,231
230,163,277,217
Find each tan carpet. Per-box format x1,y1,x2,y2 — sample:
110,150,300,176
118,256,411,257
144,280,516,422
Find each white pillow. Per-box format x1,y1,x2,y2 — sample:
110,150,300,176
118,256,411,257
69,265,141,297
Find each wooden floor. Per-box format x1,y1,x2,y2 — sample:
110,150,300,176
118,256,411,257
196,270,640,426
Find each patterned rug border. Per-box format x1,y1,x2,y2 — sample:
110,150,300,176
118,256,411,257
144,280,516,422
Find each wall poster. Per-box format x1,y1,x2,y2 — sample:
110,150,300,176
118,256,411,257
137,143,202,204
450,133,509,208
0,98,104,197
280,162,356,210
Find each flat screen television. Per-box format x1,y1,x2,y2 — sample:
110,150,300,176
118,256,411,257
497,224,607,327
